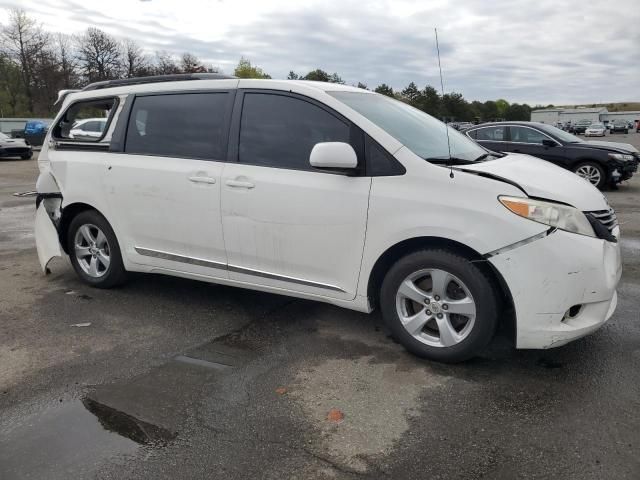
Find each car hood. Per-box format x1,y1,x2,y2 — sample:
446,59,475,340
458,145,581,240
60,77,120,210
460,153,608,211
584,140,638,154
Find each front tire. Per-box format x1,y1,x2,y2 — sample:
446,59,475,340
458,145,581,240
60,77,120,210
67,210,127,288
380,249,499,363
573,161,606,189
21,152,32,160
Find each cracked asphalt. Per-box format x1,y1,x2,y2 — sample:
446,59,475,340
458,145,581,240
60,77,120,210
1,134,639,479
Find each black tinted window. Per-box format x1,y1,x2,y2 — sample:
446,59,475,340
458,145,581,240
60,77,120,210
239,93,350,170
125,93,228,159
510,126,547,144
474,126,505,141
365,135,405,176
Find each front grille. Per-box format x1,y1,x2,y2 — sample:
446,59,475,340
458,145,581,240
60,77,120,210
585,207,618,234
4,147,29,154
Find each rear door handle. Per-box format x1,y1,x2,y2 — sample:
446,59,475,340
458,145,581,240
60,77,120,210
225,179,255,189
188,176,217,184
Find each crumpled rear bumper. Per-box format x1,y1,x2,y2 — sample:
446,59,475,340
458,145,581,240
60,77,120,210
489,229,621,349
35,202,62,272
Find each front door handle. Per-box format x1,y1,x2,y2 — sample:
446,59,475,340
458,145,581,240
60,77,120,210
225,179,255,189
189,176,217,184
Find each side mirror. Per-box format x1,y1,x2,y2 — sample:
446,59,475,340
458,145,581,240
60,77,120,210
542,139,556,147
309,142,358,172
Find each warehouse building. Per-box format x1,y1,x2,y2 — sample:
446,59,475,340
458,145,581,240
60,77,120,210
531,107,640,126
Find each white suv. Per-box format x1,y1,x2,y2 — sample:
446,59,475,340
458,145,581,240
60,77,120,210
35,74,621,362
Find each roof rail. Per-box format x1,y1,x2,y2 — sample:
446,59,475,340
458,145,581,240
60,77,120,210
81,73,236,92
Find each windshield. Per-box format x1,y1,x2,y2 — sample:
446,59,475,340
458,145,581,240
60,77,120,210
328,91,488,162
591,123,604,128
537,124,584,143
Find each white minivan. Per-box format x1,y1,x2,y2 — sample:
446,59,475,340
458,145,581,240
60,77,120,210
35,74,621,362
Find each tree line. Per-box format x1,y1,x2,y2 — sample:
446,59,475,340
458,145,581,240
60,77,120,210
0,8,540,121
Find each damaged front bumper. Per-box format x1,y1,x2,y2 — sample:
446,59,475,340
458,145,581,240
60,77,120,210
488,229,621,349
34,189,63,273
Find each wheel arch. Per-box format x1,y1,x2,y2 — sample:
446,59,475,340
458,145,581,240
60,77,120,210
59,202,110,254
571,158,609,171
366,236,516,342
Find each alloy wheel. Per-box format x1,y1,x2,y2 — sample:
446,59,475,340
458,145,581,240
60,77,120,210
575,165,601,186
74,224,111,278
395,268,476,348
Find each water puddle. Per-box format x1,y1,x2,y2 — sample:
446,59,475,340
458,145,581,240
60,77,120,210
0,397,173,479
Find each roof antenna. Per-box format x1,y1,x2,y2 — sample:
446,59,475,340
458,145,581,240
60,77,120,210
435,28,454,179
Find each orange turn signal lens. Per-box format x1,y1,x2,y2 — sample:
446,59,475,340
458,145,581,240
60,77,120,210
500,198,530,218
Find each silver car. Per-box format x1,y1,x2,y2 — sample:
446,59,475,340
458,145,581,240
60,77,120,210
585,123,606,137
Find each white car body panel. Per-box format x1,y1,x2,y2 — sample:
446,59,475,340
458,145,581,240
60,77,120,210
221,162,371,300
35,204,62,272
460,153,609,211
34,79,621,350
489,229,621,348
103,154,229,278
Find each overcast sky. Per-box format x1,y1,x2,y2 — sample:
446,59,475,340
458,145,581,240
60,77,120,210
0,0,638,105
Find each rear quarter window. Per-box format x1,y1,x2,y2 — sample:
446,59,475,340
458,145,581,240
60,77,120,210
53,97,117,142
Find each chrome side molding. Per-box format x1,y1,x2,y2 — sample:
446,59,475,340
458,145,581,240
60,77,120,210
135,247,226,270
134,247,345,293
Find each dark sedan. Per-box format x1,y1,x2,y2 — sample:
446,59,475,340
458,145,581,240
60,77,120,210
462,121,638,189
610,120,629,134
0,132,32,160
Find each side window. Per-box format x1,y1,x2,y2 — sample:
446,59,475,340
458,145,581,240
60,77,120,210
125,92,229,159
239,93,350,170
466,129,477,140
474,126,506,141
365,135,405,176
510,126,547,145
53,97,116,142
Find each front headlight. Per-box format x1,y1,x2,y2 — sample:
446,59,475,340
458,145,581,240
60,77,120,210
499,196,596,237
609,153,633,161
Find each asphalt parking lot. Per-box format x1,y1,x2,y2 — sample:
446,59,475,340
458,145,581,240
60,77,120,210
1,133,639,479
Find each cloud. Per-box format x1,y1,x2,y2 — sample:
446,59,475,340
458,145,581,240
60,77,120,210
0,0,638,104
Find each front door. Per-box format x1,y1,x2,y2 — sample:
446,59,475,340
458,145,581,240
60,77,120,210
221,91,371,300
104,91,234,276
507,125,568,167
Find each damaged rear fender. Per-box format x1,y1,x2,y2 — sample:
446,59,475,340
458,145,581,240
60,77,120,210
35,195,63,273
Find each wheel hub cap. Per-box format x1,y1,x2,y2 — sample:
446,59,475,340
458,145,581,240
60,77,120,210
429,302,442,314
395,268,477,348
74,224,111,278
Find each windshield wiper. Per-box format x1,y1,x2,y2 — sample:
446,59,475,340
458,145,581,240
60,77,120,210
424,156,474,165
473,153,492,162
425,152,502,164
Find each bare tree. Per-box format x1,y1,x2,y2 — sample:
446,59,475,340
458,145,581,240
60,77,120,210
180,52,206,73
76,27,122,83
123,39,150,77
56,33,79,88
154,50,181,75
0,9,49,112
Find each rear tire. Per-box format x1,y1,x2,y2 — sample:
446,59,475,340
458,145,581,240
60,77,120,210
67,210,127,288
573,161,606,189
379,249,499,363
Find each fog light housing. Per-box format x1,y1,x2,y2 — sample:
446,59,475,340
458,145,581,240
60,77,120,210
563,304,583,321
